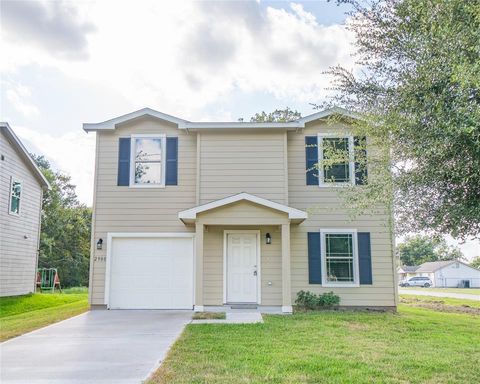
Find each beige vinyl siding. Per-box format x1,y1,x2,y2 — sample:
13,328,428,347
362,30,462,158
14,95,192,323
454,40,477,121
197,200,289,226
199,131,287,205
203,225,283,306
90,117,196,304
0,130,43,297
90,115,396,308
198,202,287,305
287,122,396,307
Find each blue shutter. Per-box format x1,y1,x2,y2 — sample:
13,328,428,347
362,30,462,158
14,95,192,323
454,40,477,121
165,137,178,185
358,232,372,284
354,136,368,185
117,138,131,186
308,232,322,284
305,136,318,185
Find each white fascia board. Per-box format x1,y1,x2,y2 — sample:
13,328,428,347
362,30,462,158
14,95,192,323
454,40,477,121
178,122,302,130
0,123,51,189
82,107,359,132
178,192,308,220
299,107,359,124
83,108,189,132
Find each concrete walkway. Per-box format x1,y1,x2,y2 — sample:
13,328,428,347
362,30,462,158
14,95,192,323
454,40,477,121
192,312,264,324
0,310,192,384
399,289,480,301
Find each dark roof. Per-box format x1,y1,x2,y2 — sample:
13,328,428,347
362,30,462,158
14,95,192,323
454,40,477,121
400,265,419,273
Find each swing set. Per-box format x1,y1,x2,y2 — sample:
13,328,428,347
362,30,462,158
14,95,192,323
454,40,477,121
36,268,61,293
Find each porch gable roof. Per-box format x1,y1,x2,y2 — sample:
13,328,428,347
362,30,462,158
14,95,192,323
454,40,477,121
178,193,308,224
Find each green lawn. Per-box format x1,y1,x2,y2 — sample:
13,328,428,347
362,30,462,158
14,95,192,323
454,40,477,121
400,287,480,295
0,289,89,341
400,294,480,310
149,305,480,383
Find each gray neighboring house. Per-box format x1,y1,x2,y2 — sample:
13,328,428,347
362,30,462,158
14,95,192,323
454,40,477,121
398,261,480,288
0,123,50,297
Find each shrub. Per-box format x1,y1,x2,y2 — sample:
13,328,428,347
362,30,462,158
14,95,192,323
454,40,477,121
295,290,340,310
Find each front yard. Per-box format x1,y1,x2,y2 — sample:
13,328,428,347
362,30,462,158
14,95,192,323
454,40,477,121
0,288,89,341
150,298,480,383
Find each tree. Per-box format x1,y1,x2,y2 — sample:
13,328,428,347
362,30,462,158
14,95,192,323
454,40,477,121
397,235,465,266
470,256,480,270
321,0,480,240
250,107,302,122
32,155,92,287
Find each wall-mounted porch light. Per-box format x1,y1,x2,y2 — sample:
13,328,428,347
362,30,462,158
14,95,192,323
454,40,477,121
96,238,103,250
266,233,272,245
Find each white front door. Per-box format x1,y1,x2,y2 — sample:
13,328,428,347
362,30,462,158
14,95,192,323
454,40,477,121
226,233,258,303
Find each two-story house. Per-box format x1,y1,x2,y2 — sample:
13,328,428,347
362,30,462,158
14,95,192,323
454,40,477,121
84,107,397,312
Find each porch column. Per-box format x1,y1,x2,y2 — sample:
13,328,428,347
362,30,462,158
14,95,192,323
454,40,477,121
281,222,292,313
194,222,204,312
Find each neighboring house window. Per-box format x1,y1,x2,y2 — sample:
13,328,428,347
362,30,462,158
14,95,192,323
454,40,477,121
9,178,22,215
317,134,355,186
321,229,359,286
130,134,166,187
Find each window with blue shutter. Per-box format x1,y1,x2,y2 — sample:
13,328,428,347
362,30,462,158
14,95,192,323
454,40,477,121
305,136,318,185
354,136,368,185
308,232,322,284
358,232,372,284
165,137,178,185
117,138,131,186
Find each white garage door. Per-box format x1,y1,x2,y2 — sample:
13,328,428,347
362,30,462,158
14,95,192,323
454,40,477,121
108,236,194,309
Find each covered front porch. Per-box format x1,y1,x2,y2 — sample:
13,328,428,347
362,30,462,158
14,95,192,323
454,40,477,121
178,193,307,313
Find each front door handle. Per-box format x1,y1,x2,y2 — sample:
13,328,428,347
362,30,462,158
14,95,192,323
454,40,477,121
253,270,257,276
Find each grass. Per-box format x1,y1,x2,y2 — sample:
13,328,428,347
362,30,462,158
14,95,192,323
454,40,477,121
0,289,89,341
192,312,226,320
400,287,480,295
149,305,480,384
400,294,480,309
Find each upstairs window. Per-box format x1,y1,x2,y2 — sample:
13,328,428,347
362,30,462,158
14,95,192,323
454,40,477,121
318,134,354,186
10,178,22,215
130,135,166,187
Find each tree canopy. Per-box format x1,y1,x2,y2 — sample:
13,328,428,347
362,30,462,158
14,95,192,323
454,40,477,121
32,155,91,287
250,107,302,122
322,0,480,240
470,256,480,270
397,235,464,266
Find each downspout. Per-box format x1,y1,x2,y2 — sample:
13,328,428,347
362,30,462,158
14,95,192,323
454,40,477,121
34,188,44,293
87,132,100,305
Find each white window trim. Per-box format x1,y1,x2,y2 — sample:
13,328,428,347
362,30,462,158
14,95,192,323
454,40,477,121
321,228,359,287
8,177,22,216
129,134,166,188
317,133,355,187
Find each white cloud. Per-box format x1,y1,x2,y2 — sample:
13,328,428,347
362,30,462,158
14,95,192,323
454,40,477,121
5,82,40,118
15,127,96,205
1,0,357,204
1,1,356,119
1,0,95,60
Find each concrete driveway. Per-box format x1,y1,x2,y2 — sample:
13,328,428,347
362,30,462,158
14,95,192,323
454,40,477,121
0,310,192,384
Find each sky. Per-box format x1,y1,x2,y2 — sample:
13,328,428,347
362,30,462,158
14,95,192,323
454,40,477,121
1,0,478,259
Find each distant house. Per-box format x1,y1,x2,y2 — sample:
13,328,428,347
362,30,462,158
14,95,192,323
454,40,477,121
397,265,420,281
398,261,480,288
0,123,50,297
